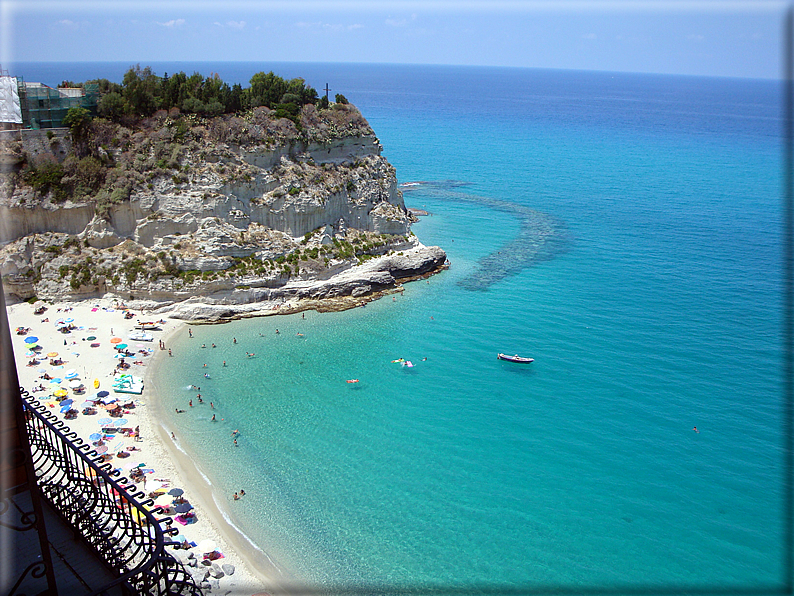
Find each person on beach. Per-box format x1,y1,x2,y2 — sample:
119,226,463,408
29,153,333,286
188,329,192,338
168,349,172,357
210,402,214,409
275,329,279,334
693,427,699,433
223,361,226,367
171,432,176,439
234,438,238,446
233,492,239,500
189,400,193,407
198,395,203,403
232,429,239,436
233,337,237,344
211,414,216,421
240,489,245,496
212,343,216,348
201,344,206,349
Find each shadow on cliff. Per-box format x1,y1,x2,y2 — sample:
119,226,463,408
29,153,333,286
402,181,571,291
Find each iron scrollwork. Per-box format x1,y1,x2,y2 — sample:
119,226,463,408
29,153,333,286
21,389,202,595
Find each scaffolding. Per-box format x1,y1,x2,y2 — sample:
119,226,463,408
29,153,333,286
15,78,98,129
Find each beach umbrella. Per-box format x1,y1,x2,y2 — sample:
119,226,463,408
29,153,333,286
80,401,94,408
86,336,96,341
110,337,122,344
171,534,186,544
114,419,128,426
25,351,36,358
38,368,47,373
97,390,109,398
89,432,101,441
98,417,112,425
197,539,216,553
102,397,117,404
94,445,108,454
53,389,67,398
60,398,73,407
64,318,73,323
68,380,83,389
24,336,39,344
174,502,193,514
155,494,174,507
168,488,184,497
59,405,71,413
116,343,128,350
47,352,58,358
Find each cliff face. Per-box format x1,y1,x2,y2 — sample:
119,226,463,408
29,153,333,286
0,103,447,311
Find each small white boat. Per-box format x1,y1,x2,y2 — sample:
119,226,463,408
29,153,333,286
135,321,160,330
497,353,534,364
129,331,154,342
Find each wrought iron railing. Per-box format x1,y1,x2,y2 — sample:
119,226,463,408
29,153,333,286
19,388,202,596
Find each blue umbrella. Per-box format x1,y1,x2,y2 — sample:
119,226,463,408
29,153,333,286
60,399,73,407
116,343,128,350
98,417,112,425
174,503,193,513
24,336,39,343
114,418,128,426
96,390,109,398
50,378,62,384
64,318,74,323
89,432,101,441
60,405,71,413
168,488,184,497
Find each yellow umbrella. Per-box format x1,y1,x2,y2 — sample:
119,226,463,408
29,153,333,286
53,389,68,398
47,352,59,358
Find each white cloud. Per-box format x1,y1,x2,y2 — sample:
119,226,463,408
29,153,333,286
226,20,246,29
348,23,364,30
156,18,185,27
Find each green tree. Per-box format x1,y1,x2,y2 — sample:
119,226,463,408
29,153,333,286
335,94,349,104
62,106,92,157
97,92,129,121
122,64,160,116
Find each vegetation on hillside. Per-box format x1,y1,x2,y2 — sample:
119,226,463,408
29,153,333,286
13,66,369,214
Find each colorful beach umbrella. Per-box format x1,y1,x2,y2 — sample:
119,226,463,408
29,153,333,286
64,318,74,323
53,389,68,397
155,494,174,506
115,343,128,350
98,417,112,425
60,399,73,407
86,336,96,341
110,337,122,344
94,445,108,454
89,432,101,441
24,336,39,344
68,380,83,389
47,352,58,358
114,419,128,426
49,378,63,385
60,405,71,413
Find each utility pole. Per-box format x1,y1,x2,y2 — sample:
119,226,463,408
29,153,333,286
324,83,330,101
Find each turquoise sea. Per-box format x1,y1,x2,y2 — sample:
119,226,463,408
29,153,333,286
17,63,787,592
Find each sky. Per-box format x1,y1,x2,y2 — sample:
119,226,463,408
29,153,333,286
0,0,788,79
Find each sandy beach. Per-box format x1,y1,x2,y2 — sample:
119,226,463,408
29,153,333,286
6,297,284,595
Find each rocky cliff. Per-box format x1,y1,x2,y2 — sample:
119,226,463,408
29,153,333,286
0,103,447,317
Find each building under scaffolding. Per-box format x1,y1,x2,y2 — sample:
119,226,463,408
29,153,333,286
16,79,98,129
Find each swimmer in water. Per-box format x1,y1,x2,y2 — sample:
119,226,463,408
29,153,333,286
693,427,699,433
